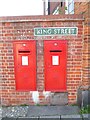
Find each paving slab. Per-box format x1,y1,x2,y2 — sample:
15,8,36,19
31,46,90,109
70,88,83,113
39,116,60,120
27,106,80,117
1,118,17,120
17,117,38,120
2,106,28,118
82,114,90,120
61,115,82,120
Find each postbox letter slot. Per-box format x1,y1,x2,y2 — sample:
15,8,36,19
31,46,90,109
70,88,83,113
50,50,62,52
18,50,30,53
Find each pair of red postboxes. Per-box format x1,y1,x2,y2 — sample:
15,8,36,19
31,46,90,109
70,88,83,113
13,40,67,92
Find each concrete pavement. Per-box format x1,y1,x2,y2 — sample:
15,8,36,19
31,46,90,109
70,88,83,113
1,106,90,120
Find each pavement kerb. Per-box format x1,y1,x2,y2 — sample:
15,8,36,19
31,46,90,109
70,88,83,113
1,114,90,120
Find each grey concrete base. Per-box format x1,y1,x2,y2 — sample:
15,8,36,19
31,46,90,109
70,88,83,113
27,106,80,117
50,92,68,105
82,91,90,107
77,89,90,108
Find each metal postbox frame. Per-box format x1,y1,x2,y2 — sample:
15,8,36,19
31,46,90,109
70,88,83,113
13,40,36,91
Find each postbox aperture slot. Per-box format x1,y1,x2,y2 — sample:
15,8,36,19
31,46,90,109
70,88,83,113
18,50,30,53
50,50,62,52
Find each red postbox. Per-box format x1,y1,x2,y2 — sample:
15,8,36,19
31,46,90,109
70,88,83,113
44,40,67,91
13,41,36,91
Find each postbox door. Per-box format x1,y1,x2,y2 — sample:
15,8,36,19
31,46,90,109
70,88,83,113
14,41,36,91
44,40,67,91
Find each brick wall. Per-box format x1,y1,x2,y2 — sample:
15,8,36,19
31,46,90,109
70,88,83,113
0,15,84,105
75,2,90,87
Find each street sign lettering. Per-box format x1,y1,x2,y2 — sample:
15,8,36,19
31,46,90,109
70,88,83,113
34,27,78,36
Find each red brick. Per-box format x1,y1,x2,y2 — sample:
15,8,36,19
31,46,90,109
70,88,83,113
0,15,86,106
